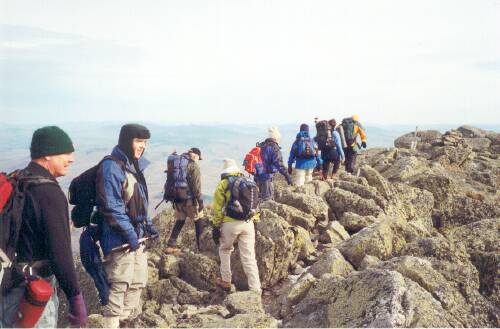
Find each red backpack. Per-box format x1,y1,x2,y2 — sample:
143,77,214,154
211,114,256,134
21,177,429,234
0,171,55,294
243,146,264,175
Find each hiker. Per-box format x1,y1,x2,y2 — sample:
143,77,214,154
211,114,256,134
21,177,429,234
287,124,322,186
95,124,159,328
320,119,345,179
341,114,367,174
164,148,204,254
211,159,261,294
0,126,87,327
254,126,292,200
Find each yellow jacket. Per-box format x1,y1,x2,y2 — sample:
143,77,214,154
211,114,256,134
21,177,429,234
211,172,259,227
351,123,367,147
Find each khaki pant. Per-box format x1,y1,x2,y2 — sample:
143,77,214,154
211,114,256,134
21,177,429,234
293,168,314,186
103,245,148,328
174,199,200,220
219,221,261,293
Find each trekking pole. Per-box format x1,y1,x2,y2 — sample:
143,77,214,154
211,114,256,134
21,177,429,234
111,237,151,253
154,199,165,210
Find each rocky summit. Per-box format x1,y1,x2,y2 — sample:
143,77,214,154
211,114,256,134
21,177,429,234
60,125,499,328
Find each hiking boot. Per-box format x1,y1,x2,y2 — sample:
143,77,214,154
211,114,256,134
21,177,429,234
165,246,181,255
215,277,231,291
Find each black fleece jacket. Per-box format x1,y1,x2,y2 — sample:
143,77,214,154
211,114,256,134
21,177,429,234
16,161,80,299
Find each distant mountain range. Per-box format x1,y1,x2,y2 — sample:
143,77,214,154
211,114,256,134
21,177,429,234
1,122,498,217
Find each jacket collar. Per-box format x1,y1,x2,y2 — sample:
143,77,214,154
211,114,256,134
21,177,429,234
296,131,309,139
25,162,58,182
111,145,150,173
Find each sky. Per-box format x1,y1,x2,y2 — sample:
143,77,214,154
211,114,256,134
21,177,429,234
1,0,499,126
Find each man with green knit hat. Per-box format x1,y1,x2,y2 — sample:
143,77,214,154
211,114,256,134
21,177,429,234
0,126,87,328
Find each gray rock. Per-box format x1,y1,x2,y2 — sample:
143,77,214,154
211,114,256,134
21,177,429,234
259,200,316,230
339,212,379,233
159,254,180,278
223,291,264,316
458,125,488,138
308,248,354,278
358,254,381,270
324,188,383,219
178,251,219,291
464,137,492,152
274,189,329,223
318,221,350,244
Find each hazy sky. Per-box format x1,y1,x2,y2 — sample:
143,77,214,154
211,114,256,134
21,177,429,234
1,0,499,126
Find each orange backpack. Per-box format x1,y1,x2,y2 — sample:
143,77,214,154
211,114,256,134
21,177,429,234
243,146,264,175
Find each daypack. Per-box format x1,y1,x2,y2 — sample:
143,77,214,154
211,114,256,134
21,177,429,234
225,176,259,220
68,155,124,228
341,118,357,146
294,136,316,159
315,120,334,150
0,170,55,294
163,153,192,203
243,145,264,175
335,124,347,149
80,225,109,305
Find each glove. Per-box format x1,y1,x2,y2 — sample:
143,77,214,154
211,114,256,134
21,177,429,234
198,199,204,212
128,236,140,252
287,166,293,175
212,227,221,245
68,293,87,328
361,141,367,149
146,224,160,240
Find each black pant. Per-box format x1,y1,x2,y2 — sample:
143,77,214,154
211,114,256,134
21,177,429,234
321,148,340,177
167,219,204,250
344,147,357,174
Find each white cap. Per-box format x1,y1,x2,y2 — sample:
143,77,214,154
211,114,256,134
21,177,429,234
221,158,241,175
268,126,281,142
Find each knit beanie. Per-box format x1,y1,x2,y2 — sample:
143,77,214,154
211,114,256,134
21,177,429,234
299,123,309,132
118,124,151,160
268,126,281,142
30,126,75,159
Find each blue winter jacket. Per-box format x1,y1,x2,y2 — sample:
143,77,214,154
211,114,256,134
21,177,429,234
288,131,322,170
322,130,345,161
254,138,289,182
96,146,151,256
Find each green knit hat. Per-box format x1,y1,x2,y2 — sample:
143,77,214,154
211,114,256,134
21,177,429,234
30,126,75,159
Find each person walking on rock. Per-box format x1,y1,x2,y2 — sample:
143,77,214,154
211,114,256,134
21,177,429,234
254,126,292,200
0,126,87,328
211,159,261,294
341,114,367,174
321,119,345,179
287,124,322,186
96,124,159,328
165,147,204,254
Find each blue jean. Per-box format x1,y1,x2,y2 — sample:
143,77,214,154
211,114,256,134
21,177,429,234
0,276,59,328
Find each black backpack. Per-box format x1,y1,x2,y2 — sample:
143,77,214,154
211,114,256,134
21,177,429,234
341,118,356,146
163,153,192,203
225,176,259,220
68,156,124,228
0,170,55,294
294,136,316,159
315,120,334,151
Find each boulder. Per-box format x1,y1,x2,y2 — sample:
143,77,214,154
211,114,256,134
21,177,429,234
358,254,381,270
308,248,354,278
259,200,316,230
295,180,332,197
318,221,350,244
324,188,383,219
458,125,488,138
178,251,219,291
223,291,264,316
291,225,315,261
339,212,379,233
464,137,492,152
359,165,393,199
279,273,316,317
159,254,180,278
274,189,329,223
337,216,429,268
332,180,387,209
285,269,452,328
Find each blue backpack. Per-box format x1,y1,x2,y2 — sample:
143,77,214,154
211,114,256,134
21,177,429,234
225,176,259,220
294,136,316,159
163,153,192,202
